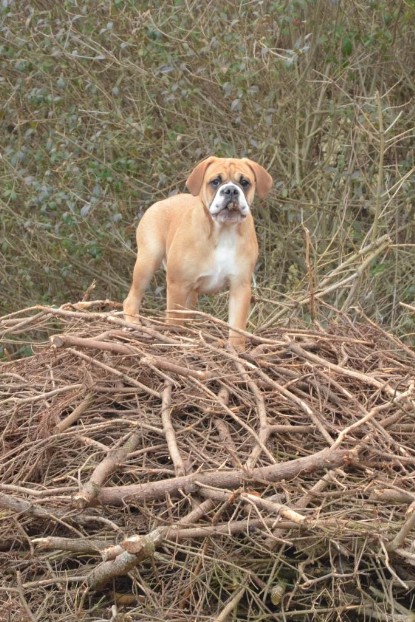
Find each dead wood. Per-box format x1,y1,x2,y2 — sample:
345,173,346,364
161,381,187,475
73,430,142,508
2,302,415,619
96,446,353,505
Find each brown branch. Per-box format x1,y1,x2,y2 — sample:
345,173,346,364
253,365,335,446
161,382,186,476
201,386,242,468
97,447,354,506
101,498,216,561
63,347,161,398
387,501,415,552
192,377,276,464
214,587,246,622
232,355,274,470
286,338,412,401
0,311,46,336
55,393,94,433
303,225,317,321
1,384,84,406
86,528,164,589
73,430,142,509
269,424,315,433
50,334,135,355
51,333,209,381
213,418,243,469
32,536,106,554
0,491,59,519
166,517,293,539
16,571,37,622
85,498,221,588
106,314,179,344
331,383,414,450
140,354,209,380
241,492,307,526
31,518,292,557
0,492,83,536
370,489,415,505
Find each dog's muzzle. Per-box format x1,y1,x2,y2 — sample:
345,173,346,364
209,182,250,223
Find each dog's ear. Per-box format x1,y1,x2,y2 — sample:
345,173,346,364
243,159,273,199
186,156,216,196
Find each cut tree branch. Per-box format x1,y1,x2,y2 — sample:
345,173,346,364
97,447,354,506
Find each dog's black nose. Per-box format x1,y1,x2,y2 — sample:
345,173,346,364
220,185,240,198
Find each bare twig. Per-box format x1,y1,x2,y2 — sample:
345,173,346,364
73,430,142,508
161,381,186,476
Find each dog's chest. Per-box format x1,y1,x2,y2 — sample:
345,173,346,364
197,231,238,294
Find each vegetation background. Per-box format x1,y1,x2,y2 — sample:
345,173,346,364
1,0,414,339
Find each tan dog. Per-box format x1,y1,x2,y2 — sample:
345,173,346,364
123,156,273,348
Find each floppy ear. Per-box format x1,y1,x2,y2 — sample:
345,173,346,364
243,158,273,199
186,156,217,196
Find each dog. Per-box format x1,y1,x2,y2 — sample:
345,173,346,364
123,156,273,348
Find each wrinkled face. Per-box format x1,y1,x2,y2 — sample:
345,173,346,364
201,161,257,225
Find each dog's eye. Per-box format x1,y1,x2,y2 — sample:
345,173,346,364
240,178,251,189
210,177,221,188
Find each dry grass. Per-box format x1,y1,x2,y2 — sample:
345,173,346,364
1,302,415,620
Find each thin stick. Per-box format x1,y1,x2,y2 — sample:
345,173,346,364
303,225,316,321
387,501,415,552
214,587,246,622
51,334,209,380
161,382,186,476
74,430,142,508
232,355,274,469
55,393,94,433
64,347,160,398
16,571,37,622
253,365,334,446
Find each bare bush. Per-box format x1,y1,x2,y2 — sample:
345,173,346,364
1,1,414,339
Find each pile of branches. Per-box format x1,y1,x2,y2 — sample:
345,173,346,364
1,302,415,621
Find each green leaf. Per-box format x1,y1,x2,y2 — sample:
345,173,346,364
342,35,353,57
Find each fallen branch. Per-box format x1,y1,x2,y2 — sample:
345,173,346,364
161,381,186,476
86,528,164,589
97,447,354,505
73,430,142,508
286,338,412,402
51,333,209,380
63,347,161,398
55,393,94,433
232,355,273,470
387,501,415,552
214,586,246,622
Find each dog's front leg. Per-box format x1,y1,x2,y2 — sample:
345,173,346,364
166,281,193,325
228,281,252,350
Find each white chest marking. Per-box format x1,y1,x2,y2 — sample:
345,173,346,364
198,230,238,294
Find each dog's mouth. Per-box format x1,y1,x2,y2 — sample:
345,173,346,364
213,200,247,223
215,207,245,223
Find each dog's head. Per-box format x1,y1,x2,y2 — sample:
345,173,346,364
186,156,273,225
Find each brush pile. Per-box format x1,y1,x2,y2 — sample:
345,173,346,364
1,302,415,621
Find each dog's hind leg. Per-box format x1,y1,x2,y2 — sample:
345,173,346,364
123,241,164,323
